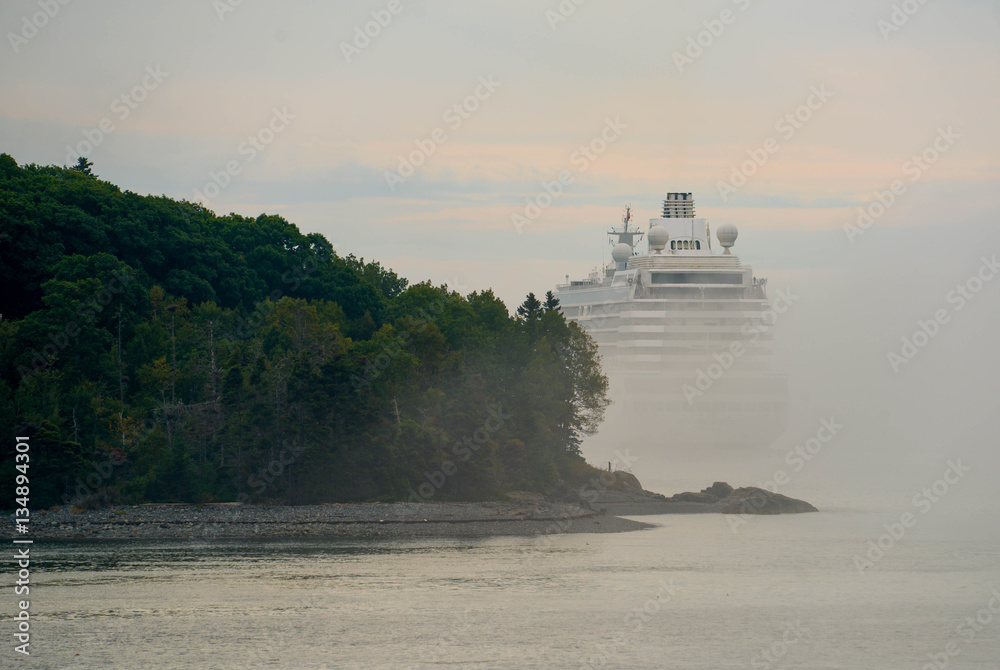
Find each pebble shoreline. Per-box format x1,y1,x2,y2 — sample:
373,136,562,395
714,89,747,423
8,502,655,540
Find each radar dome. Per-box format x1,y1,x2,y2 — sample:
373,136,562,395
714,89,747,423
717,223,738,254
611,243,632,264
647,225,669,253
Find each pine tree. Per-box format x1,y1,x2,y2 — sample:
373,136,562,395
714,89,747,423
71,156,94,175
543,290,560,312
516,292,542,321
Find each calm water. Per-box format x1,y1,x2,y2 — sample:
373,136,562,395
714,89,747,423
7,509,1000,670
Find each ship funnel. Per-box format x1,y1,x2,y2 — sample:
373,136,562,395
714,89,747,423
662,192,695,218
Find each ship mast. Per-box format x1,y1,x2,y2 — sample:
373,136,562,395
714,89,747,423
608,205,643,248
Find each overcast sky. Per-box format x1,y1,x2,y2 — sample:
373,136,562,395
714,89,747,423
4,1,1000,495
3,0,998,307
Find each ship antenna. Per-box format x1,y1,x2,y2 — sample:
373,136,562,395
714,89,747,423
609,204,643,248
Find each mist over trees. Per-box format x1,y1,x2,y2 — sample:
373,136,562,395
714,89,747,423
0,154,609,507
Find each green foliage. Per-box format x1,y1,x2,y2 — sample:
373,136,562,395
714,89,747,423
0,154,610,508
71,157,94,176
516,292,542,321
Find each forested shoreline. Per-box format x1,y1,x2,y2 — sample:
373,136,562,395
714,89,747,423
0,155,610,508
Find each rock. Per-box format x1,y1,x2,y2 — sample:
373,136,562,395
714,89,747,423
612,471,642,491
666,482,733,504
667,491,718,504
635,481,816,515
506,491,546,506
716,487,818,515
665,482,735,503
702,482,734,500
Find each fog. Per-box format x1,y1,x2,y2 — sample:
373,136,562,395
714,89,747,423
581,214,1000,528
3,0,997,526
5,3,1000,667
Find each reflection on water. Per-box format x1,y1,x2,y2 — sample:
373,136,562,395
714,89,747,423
11,512,1000,670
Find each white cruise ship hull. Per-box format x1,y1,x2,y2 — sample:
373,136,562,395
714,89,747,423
557,197,789,450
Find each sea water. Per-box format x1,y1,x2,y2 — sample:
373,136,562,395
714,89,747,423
6,502,1000,670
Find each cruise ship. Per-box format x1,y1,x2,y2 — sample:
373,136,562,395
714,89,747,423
556,193,789,448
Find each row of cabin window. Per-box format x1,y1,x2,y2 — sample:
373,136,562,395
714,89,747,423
670,240,701,250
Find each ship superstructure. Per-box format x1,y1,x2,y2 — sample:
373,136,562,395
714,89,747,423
557,193,788,447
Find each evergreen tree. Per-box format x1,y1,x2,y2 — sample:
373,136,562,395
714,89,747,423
543,290,560,312
516,292,542,321
71,156,93,175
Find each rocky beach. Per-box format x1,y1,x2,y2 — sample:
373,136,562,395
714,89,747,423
10,500,655,541
8,477,816,541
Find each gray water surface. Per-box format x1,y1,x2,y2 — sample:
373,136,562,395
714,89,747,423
7,510,1000,669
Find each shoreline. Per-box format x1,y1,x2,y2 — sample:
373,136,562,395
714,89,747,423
7,501,656,541
7,481,816,541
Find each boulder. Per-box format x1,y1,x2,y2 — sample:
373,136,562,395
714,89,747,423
660,482,816,514
612,470,643,491
667,482,735,504
667,491,718,504
716,487,818,515
702,481,734,500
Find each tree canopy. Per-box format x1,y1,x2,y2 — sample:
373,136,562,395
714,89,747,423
0,154,610,507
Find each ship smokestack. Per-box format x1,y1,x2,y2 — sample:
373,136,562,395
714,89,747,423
662,192,695,218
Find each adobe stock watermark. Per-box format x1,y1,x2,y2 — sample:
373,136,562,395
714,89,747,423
212,0,244,21
580,578,678,670
853,459,971,572
751,620,809,670
512,116,627,233
406,405,511,502
682,287,798,404
877,0,931,41
340,0,407,63
843,126,959,244
64,66,169,163
383,75,502,192
727,417,842,533
545,0,588,31
7,0,72,54
887,255,998,373
192,106,295,203
920,589,1000,670
672,0,753,73
717,85,834,202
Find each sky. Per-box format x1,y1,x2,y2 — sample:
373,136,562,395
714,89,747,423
1,0,997,306
4,0,1000,501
